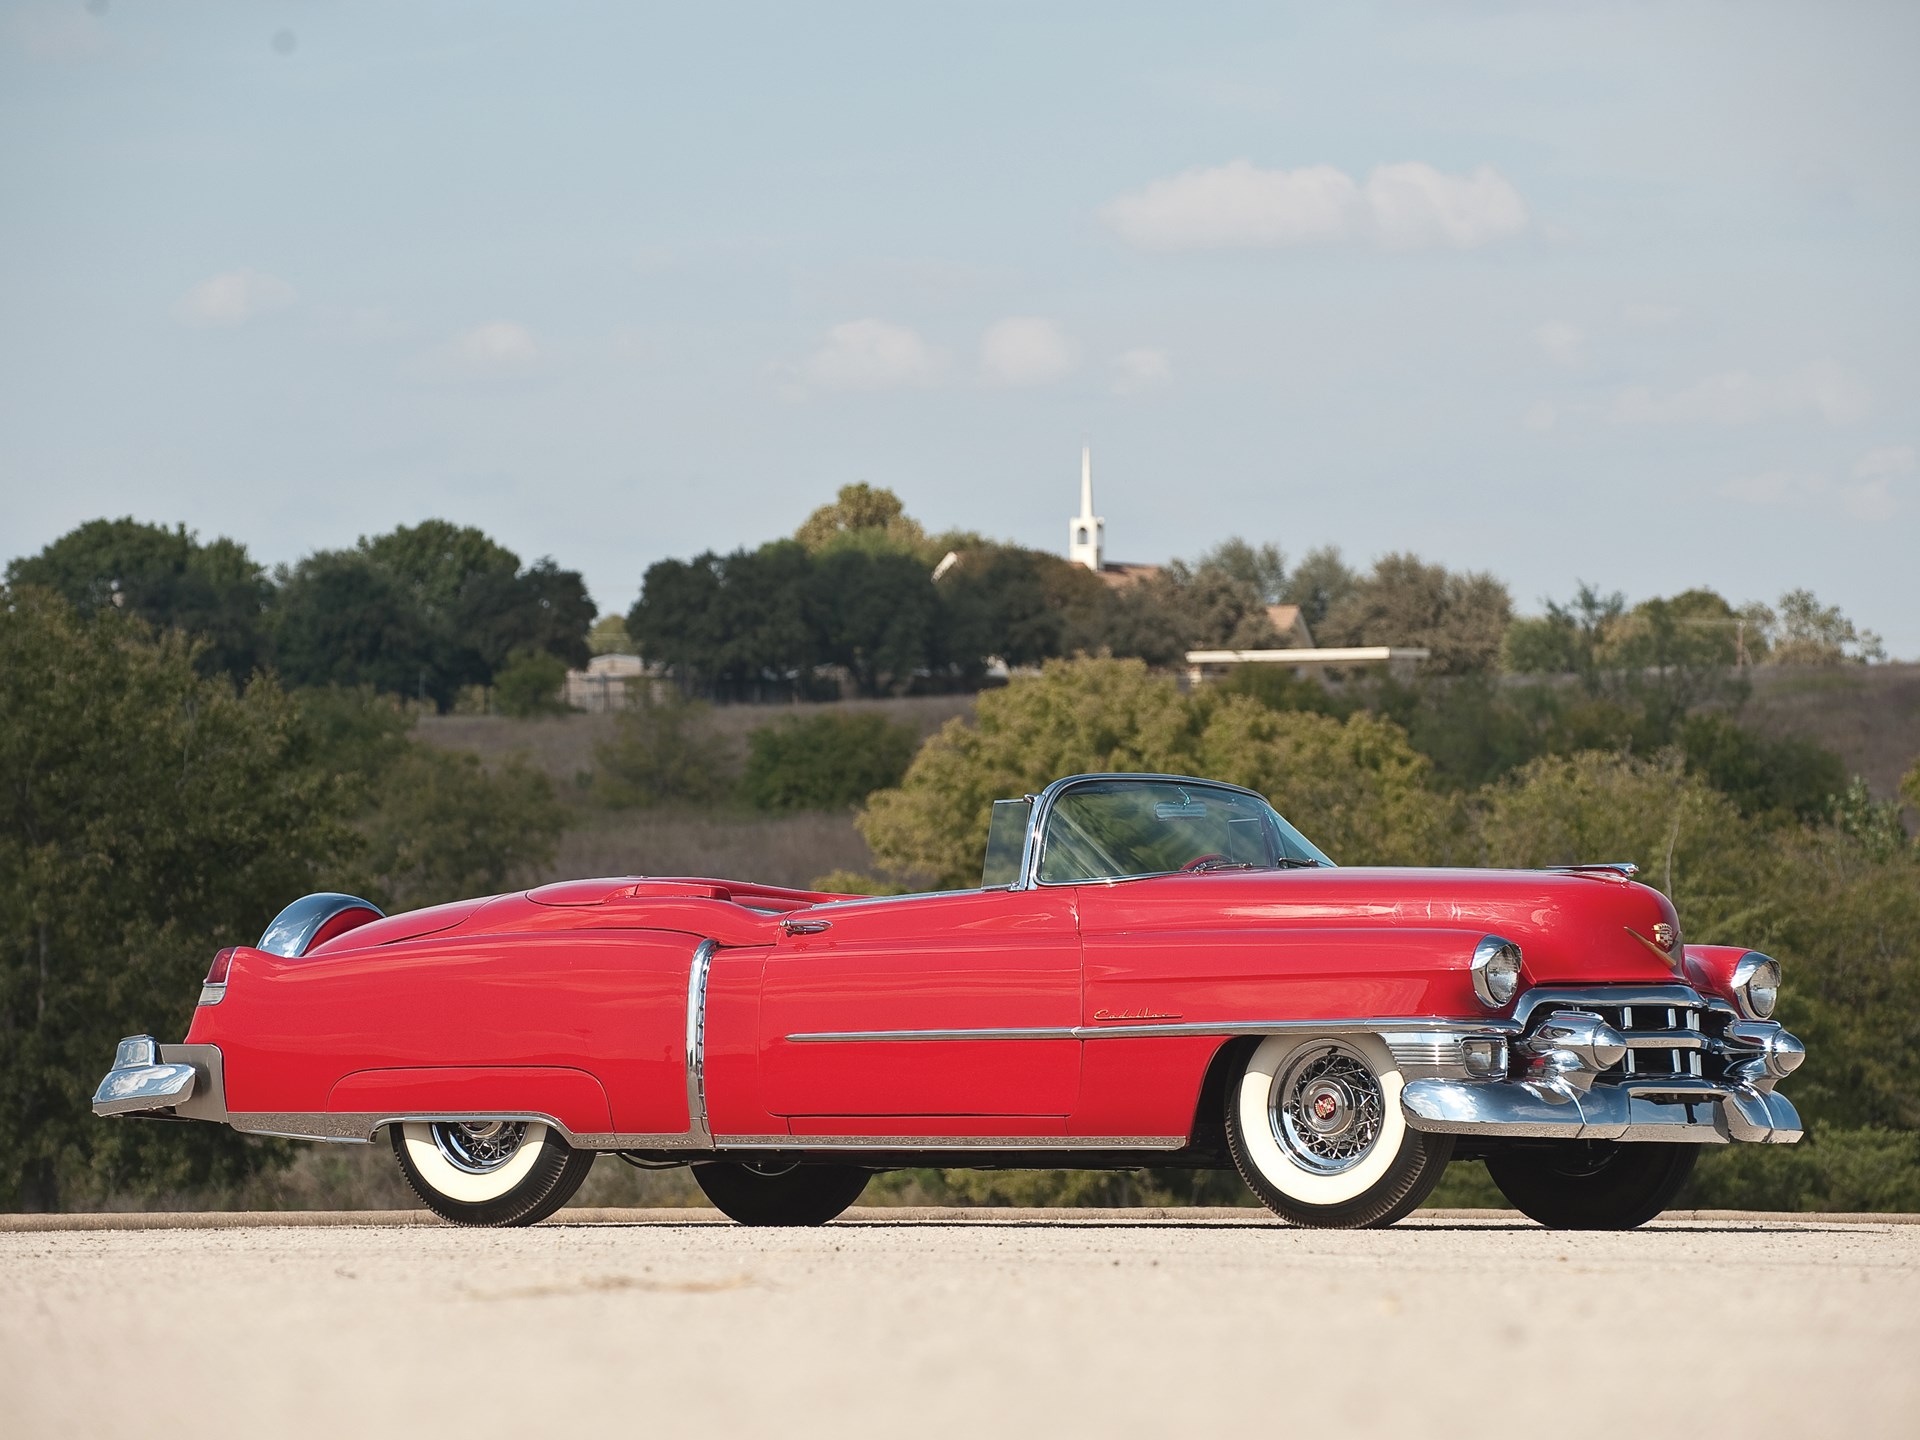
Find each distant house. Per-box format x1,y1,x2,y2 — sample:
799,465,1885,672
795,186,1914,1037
1265,603,1314,649
562,652,665,712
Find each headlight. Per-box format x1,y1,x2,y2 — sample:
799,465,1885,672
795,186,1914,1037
1731,953,1780,1020
1471,935,1523,1008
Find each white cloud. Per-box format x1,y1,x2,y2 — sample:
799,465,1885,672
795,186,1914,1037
979,317,1077,387
1718,445,1910,522
1112,347,1172,395
797,319,938,391
449,320,541,372
174,270,297,328
1854,444,1916,480
1623,301,1682,328
1615,359,1870,427
1535,322,1584,368
1101,159,1529,252
8,6,111,61
1521,400,1558,432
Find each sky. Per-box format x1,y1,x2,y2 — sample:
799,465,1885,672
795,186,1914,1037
2,1,1916,653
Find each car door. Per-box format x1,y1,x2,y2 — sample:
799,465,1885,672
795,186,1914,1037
756,888,1082,1129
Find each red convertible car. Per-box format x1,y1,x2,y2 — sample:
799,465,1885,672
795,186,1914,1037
94,773,1804,1229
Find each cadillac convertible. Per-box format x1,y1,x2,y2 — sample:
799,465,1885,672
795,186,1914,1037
95,773,1805,1230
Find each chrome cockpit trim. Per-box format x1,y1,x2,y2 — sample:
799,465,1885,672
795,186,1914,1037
786,1016,1522,1044
1012,772,1332,891
685,938,717,1149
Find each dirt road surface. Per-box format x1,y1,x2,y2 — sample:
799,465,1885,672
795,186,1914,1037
4,1209,1914,1439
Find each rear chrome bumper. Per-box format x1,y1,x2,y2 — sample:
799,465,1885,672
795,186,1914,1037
92,1036,229,1122
1401,1076,1803,1145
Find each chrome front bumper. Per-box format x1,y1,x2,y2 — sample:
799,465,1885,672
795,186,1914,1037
92,1036,229,1122
1401,1077,1803,1145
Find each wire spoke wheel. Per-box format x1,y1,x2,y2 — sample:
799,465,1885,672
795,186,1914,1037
431,1120,530,1174
1271,1045,1386,1175
1226,1033,1453,1229
391,1119,596,1227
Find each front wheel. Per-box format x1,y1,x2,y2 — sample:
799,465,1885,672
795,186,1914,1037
1225,1034,1453,1228
693,1161,869,1226
1486,1142,1697,1230
391,1120,596,1227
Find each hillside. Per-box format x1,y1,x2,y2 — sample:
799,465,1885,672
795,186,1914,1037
414,665,1920,890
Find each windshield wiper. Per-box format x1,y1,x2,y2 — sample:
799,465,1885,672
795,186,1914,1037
1273,857,1323,869
1185,859,1255,873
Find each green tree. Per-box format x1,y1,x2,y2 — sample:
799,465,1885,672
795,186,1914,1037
352,746,567,912
0,588,357,1209
937,547,1103,674
271,550,441,702
1194,538,1288,605
857,657,1442,887
794,483,930,558
1320,553,1513,675
492,648,570,718
1280,545,1358,631
1677,713,1846,823
8,518,274,686
628,544,820,699
1765,588,1886,665
592,693,734,808
743,713,920,812
1477,751,1762,931
588,614,632,655
809,547,940,696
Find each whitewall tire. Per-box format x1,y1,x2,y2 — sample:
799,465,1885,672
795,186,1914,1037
1225,1034,1453,1228
390,1120,596,1227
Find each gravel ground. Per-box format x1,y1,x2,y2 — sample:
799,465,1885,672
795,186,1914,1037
3,1209,1914,1440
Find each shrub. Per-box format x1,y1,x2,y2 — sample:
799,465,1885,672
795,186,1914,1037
743,712,919,812
592,692,733,808
491,647,569,718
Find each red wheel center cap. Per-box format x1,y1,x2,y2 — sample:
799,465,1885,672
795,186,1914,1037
1313,1093,1339,1121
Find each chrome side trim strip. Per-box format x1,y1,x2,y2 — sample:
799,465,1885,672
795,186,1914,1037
787,1017,1521,1044
715,1134,1187,1151
228,1110,722,1151
684,939,717,1149
790,1026,1078,1043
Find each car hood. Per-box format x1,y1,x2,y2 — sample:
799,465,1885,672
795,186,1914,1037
1129,866,1686,985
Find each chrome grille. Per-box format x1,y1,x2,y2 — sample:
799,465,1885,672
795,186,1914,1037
1534,997,1708,1085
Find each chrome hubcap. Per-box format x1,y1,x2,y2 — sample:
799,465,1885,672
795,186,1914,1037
1271,1045,1385,1174
431,1121,529,1174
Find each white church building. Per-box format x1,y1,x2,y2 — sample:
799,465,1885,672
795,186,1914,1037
1065,446,1427,683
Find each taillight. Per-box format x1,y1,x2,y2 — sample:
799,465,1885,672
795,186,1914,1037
199,947,236,1006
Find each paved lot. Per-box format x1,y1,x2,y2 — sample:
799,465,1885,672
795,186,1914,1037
3,1209,1915,1440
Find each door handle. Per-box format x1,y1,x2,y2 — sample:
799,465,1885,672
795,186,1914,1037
781,918,831,936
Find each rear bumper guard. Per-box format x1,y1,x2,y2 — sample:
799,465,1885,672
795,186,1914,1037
1401,1075,1803,1145
92,1036,229,1122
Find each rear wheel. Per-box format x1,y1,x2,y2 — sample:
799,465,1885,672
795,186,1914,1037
1486,1141,1697,1230
391,1120,596,1227
1225,1034,1453,1229
693,1160,869,1226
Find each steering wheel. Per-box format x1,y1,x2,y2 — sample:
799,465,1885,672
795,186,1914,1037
1181,853,1230,872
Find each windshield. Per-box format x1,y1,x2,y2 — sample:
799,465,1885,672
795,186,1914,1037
1034,778,1332,884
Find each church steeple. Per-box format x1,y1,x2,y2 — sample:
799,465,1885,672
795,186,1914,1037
1068,445,1104,572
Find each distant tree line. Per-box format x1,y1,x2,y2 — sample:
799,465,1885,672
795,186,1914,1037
629,484,1529,698
7,517,595,711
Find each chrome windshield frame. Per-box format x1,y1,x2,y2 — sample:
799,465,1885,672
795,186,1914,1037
1011,772,1330,891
